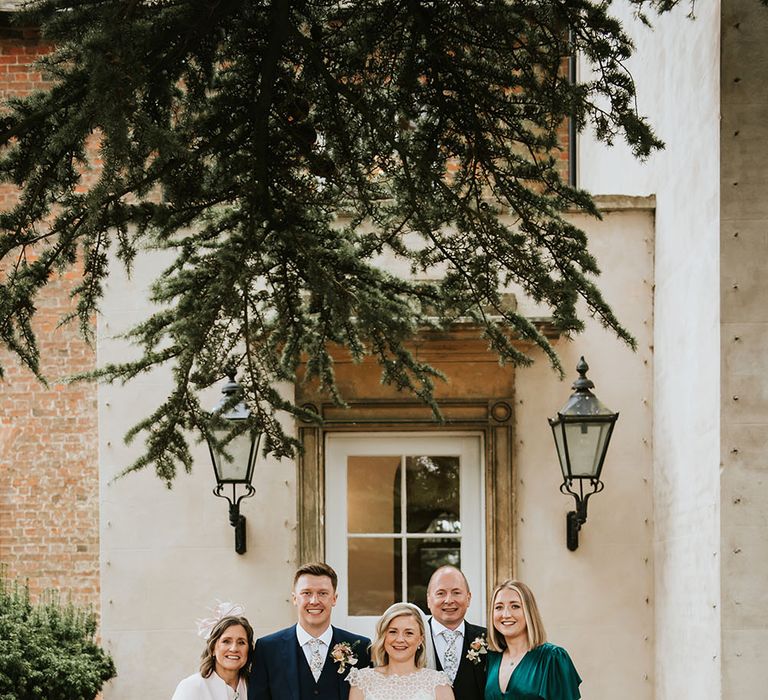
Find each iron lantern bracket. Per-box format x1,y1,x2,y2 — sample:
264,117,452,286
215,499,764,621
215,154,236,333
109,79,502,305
560,477,604,551
213,482,256,555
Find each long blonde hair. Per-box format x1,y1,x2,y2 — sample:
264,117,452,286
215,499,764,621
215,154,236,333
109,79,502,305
370,603,427,668
487,580,546,651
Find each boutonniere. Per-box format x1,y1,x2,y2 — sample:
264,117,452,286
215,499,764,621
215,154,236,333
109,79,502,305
466,635,488,664
331,641,359,674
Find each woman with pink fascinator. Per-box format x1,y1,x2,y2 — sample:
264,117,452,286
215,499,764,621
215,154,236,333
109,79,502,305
172,603,254,700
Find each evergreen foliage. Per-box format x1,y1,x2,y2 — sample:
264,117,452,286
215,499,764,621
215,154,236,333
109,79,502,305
0,1,676,483
0,571,116,700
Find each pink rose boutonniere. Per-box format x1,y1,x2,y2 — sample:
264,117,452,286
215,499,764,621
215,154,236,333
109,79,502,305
466,635,488,664
331,641,359,674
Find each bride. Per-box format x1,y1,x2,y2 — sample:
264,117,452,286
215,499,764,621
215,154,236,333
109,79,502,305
347,602,453,700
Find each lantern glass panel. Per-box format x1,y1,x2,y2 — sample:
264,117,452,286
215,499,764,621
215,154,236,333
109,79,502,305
210,428,256,483
562,420,612,478
550,422,569,480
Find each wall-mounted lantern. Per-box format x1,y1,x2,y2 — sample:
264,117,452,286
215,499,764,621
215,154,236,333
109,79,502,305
548,357,618,551
205,374,261,554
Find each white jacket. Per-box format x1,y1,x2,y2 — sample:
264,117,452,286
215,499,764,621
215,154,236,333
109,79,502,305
171,672,247,700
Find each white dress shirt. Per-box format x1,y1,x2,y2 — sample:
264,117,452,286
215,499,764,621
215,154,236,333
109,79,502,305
296,623,334,667
430,618,465,671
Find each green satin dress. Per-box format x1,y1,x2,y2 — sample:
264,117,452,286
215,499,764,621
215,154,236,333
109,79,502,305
484,645,581,700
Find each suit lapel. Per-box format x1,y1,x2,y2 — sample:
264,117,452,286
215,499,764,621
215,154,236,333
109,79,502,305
455,622,470,680
318,628,343,698
428,617,444,671
283,625,301,700
461,622,479,657
321,628,337,680
461,622,487,696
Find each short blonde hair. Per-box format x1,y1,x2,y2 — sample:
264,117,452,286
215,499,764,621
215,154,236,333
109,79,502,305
487,580,546,651
370,603,427,668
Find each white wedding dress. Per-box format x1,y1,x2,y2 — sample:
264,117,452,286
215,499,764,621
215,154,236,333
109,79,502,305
347,667,451,700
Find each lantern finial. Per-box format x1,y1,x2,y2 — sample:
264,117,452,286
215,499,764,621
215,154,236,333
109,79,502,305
572,356,594,392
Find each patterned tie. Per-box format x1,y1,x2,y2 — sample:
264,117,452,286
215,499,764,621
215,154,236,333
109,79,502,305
308,638,324,681
442,630,459,680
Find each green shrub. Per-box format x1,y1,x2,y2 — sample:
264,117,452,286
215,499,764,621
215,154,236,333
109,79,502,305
0,571,116,700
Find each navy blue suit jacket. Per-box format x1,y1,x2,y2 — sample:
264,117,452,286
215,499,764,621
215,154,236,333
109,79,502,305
248,625,371,700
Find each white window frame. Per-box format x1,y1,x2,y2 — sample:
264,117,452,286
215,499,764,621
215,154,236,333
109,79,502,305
325,431,485,637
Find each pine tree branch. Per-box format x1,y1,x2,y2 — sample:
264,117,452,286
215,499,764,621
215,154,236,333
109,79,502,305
0,0,683,482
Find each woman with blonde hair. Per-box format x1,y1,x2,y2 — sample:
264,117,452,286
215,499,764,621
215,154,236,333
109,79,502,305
172,612,254,700
347,602,453,700
484,581,580,700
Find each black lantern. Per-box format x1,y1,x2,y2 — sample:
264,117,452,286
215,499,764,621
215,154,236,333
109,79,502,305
205,374,261,554
549,357,618,551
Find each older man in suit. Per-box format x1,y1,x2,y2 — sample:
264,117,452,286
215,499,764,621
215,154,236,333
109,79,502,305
249,562,371,700
426,566,487,700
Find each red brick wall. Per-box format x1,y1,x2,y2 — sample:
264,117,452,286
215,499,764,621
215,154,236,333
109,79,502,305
0,23,49,99
0,22,99,608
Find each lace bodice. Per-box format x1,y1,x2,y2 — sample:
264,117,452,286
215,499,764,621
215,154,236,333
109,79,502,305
347,667,451,700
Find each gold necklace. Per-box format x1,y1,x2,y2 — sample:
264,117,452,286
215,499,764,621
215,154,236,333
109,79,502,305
505,649,528,666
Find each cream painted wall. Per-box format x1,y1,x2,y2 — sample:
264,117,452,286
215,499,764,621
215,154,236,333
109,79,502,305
97,252,298,700
96,200,657,699
720,1,768,695
580,4,723,698
515,202,655,700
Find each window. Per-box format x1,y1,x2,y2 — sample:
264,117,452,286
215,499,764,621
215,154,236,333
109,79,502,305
325,433,484,637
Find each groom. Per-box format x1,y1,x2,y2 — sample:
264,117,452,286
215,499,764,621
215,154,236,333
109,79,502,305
249,562,371,700
426,565,487,700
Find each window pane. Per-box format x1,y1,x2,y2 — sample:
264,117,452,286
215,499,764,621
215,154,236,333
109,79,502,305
347,456,402,533
348,538,402,615
406,538,461,614
405,456,460,534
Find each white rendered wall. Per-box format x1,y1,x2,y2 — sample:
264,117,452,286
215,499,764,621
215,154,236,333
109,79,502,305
515,201,655,700
581,4,722,698
97,252,297,700
96,202,657,699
